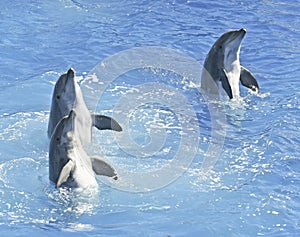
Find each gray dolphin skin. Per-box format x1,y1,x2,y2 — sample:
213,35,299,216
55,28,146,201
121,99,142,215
49,110,118,188
201,28,259,99
47,68,122,145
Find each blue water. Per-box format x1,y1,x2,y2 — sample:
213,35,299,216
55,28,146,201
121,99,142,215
1,0,300,236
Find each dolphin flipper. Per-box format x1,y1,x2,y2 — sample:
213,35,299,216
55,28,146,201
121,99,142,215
91,157,118,180
240,66,260,93
220,69,233,99
56,160,74,188
92,114,122,132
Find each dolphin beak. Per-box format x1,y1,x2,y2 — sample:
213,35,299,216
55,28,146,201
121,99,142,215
67,68,75,78
239,28,247,38
231,28,246,42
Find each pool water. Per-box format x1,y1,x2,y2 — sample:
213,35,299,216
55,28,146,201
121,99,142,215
0,0,300,236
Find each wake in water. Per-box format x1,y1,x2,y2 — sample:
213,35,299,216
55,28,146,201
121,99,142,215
0,156,101,231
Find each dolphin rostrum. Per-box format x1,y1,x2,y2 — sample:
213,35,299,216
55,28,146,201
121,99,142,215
47,68,122,144
49,109,118,188
201,28,259,99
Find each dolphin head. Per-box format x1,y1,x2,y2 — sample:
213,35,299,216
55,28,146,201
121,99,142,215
54,68,76,102
213,29,246,68
204,29,246,72
214,28,246,48
49,109,95,188
49,109,76,184
48,68,78,138
54,110,76,146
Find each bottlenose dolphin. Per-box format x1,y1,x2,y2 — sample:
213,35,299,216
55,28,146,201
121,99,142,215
201,28,259,99
49,110,118,188
47,68,122,144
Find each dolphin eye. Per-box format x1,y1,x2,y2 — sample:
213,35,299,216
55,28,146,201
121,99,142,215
56,137,60,142
219,45,222,49
56,95,60,99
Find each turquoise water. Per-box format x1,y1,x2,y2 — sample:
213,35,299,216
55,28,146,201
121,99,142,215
0,0,300,236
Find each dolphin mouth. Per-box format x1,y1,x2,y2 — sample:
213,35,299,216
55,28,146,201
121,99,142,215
237,28,246,38
65,68,75,86
227,28,246,45
61,68,75,88
67,68,75,78
238,28,247,38
239,28,246,33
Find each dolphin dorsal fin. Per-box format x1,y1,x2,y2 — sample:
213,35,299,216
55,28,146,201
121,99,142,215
240,66,260,93
220,68,233,99
92,114,122,132
56,160,74,188
91,157,118,180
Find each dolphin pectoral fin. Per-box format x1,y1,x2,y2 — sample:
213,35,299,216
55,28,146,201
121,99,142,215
220,68,233,99
91,157,118,180
92,114,122,132
56,160,74,188
240,66,260,93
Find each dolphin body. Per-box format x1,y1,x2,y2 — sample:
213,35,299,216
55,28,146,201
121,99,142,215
201,28,259,99
49,110,118,188
47,68,122,145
